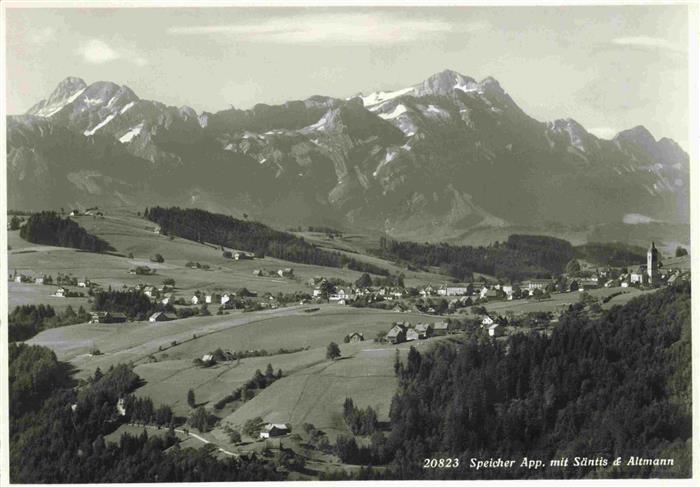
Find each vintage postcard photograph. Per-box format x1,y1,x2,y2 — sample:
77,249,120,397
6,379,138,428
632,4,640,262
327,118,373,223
1,1,697,484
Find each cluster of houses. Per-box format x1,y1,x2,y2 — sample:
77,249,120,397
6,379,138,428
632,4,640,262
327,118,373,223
385,321,450,344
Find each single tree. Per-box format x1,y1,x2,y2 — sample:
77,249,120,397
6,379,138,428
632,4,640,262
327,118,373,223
326,342,341,361
676,246,689,257
187,389,196,408
9,216,21,231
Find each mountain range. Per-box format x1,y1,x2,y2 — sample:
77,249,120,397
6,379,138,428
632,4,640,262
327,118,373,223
7,69,689,245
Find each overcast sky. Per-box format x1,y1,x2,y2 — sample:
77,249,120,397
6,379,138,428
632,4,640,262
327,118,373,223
5,5,691,149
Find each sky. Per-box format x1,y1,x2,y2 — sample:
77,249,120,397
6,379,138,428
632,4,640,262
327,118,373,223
4,4,692,150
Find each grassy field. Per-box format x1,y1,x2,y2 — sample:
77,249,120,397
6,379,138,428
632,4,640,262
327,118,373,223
475,286,653,317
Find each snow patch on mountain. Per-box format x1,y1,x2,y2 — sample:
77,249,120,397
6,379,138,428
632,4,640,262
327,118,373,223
120,101,136,114
361,87,414,108
378,104,408,120
119,122,144,143
453,75,479,93
423,104,450,119
83,113,116,136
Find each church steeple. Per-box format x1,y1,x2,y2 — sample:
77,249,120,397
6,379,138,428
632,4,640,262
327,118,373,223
647,241,659,286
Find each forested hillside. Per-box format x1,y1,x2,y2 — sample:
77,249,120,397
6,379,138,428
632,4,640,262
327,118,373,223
19,211,114,252
145,206,390,276
373,234,575,281
574,242,647,267
386,281,691,479
8,343,281,482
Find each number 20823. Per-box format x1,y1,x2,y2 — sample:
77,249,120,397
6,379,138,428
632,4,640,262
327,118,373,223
423,458,460,468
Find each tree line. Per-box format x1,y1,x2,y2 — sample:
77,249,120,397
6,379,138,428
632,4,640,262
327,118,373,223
144,206,390,276
9,304,90,342
19,211,114,252
374,234,575,281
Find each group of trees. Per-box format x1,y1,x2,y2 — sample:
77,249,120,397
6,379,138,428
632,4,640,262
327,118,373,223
144,206,391,276
122,395,173,426
213,364,283,411
93,289,174,320
9,304,90,342
9,343,281,482
19,211,114,252
374,234,575,281
382,281,691,479
342,398,378,436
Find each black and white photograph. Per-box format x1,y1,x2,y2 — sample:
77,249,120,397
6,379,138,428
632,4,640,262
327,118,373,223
1,1,697,484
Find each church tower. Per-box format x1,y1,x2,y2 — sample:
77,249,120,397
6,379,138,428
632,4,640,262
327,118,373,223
647,241,659,286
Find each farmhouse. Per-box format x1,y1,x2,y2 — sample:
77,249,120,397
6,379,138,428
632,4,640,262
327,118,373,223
420,285,435,297
191,295,200,305
259,423,289,439
406,328,420,341
77,278,90,288
522,279,551,294
387,323,408,344
580,278,600,290
446,286,468,296
116,398,127,416
89,311,127,324
143,286,156,298
348,332,364,343
488,323,504,337
253,269,262,276
221,293,231,305
148,312,172,323
34,277,44,285
481,314,495,326
278,268,294,278
432,321,449,336
233,251,253,260
54,287,66,297
14,275,23,283
415,323,432,339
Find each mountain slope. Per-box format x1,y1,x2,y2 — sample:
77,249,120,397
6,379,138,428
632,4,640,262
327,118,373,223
7,71,689,243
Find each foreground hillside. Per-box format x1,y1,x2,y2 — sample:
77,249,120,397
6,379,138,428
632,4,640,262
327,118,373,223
383,281,691,479
7,70,689,242
11,277,690,480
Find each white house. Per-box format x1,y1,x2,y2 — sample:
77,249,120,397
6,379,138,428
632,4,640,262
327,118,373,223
205,294,213,304
446,286,467,296
221,293,231,305
149,312,170,323
259,423,289,439
54,287,66,297
34,277,44,285
14,275,23,283
488,323,503,337
78,279,89,288
191,295,200,305
481,314,495,326
630,271,645,284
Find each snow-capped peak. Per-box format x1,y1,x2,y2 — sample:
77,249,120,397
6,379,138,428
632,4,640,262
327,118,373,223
27,76,88,117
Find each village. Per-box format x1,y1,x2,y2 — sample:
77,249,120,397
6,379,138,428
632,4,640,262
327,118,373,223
9,239,688,340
